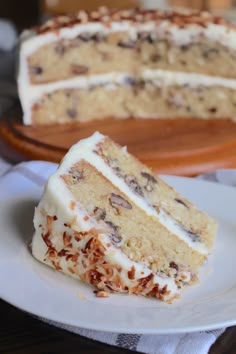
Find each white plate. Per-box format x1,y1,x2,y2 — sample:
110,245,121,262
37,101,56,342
0,174,236,334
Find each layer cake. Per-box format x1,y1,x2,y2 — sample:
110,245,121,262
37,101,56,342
32,132,217,302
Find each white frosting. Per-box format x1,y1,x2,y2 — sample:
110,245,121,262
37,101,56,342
19,70,236,125
143,69,236,89
21,20,236,56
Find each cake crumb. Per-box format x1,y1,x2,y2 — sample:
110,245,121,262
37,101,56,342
77,292,86,300
69,200,76,210
94,290,110,298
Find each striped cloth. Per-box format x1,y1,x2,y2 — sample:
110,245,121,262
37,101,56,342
0,156,231,354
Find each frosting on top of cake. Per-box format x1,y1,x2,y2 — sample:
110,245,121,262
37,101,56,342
36,8,231,35
20,8,236,56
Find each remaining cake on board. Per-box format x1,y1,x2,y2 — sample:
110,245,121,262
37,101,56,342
18,7,236,125
32,132,217,302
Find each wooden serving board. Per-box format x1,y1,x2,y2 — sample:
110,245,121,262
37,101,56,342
1,106,236,176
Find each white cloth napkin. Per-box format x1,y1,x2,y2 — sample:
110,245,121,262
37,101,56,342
0,19,17,51
0,157,233,354
0,18,18,117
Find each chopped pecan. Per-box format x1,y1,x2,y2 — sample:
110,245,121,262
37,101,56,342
91,32,106,42
124,76,136,86
94,290,110,298
57,249,68,257
84,238,93,250
151,53,162,62
141,171,158,192
208,107,217,113
180,44,189,51
68,267,76,274
69,201,76,210
125,175,144,197
138,273,154,287
66,108,77,119
51,260,62,271
109,193,132,210
174,198,189,209
78,32,91,41
63,232,72,247
160,284,168,295
105,221,122,243
93,207,106,221
69,167,84,182
128,266,135,279
42,231,52,248
184,228,201,243
202,47,219,58
118,39,136,49
31,66,43,75
169,261,179,271
54,43,65,55
71,64,88,75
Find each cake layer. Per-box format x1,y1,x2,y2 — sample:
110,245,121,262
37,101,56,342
20,8,236,85
62,159,206,275
27,33,236,84
30,73,236,124
94,136,216,251
32,132,217,302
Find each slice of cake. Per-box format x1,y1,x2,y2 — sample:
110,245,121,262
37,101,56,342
18,7,236,125
32,132,217,302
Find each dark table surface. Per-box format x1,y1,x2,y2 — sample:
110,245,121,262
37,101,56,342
1,299,236,354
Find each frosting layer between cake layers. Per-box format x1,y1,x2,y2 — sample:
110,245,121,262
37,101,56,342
20,70,236,124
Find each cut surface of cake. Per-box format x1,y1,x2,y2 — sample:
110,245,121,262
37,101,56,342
32,132,217,302
18,7,236,124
